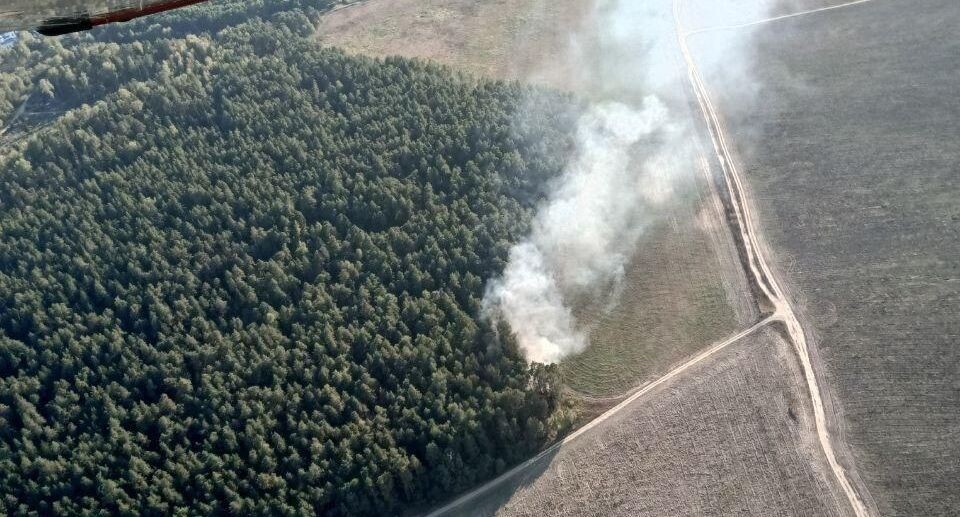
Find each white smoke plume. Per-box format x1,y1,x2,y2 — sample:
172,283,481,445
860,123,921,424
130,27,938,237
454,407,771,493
482,0,779,363
484,96,693,364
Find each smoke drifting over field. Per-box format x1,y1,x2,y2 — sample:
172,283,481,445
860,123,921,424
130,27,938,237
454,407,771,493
485,99,691,363
484,0,773,363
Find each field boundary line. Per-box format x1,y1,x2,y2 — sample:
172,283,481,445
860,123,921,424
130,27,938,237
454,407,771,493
422,316,775,517
685,0,877,36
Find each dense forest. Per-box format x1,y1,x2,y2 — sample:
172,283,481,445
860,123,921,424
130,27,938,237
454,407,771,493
0,3,577,515
0,0,343,126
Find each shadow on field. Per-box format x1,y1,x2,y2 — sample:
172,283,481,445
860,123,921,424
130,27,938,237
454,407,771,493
418,445,561,517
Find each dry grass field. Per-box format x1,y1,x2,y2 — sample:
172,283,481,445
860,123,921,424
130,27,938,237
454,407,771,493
318,0,758,398
562,167,755,396
317,0,593,89
694,0,960,514
439,327,853,516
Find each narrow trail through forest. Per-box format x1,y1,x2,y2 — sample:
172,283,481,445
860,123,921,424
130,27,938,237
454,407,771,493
674,0,877,515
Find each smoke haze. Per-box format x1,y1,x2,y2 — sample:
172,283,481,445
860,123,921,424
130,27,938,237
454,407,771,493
484,0,775,363
485,98,691,363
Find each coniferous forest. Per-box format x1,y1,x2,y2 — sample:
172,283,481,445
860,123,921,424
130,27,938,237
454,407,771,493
0,3,577,515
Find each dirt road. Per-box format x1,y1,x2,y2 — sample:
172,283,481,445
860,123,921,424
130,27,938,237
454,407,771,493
423,315,775,517
673,1,875,515
422,2,881,515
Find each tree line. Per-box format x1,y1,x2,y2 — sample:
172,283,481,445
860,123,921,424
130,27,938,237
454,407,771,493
0,7,578,516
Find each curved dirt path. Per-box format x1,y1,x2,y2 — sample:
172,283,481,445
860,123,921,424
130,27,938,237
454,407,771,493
423,316,775,517
673,1,875,515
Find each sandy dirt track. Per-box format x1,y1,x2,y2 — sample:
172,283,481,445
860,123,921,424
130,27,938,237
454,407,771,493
421,1,886,515
674,1,878,516
423,316,774,516
429,327,854,516
700,0,960,512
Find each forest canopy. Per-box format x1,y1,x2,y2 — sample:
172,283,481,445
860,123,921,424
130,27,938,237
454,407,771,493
0,5,577,516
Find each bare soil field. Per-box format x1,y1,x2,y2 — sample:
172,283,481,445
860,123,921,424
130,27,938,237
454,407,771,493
318,0,758,398
692,0,960,514
436,327,853,516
